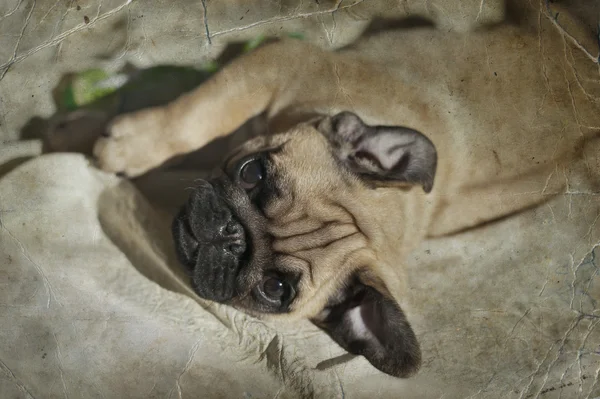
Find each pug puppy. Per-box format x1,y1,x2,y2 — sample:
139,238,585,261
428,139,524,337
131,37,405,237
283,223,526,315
92,11,599,378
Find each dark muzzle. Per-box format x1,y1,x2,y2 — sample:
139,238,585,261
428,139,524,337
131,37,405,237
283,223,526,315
172,180,247,302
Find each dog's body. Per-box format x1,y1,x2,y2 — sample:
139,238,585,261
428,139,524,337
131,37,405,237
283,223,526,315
93,19,599,377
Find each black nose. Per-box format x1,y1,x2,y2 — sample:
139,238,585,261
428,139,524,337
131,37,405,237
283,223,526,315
172,181,247,302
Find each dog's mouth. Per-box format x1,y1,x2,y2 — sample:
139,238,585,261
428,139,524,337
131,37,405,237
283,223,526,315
172,181,250,302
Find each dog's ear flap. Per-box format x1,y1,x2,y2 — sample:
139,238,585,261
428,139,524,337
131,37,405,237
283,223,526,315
319,111,437,193
311,272,421,378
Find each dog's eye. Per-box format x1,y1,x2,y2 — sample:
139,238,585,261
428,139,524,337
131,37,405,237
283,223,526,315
238,159,264,190
263,277,286,298
258,275,293,304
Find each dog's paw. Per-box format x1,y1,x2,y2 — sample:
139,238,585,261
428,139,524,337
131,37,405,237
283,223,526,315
93,113,168,177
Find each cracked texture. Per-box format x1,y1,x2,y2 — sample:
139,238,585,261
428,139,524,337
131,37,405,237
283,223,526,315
1,0,600,398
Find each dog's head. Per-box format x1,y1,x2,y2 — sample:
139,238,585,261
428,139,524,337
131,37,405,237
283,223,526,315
172,112,437,377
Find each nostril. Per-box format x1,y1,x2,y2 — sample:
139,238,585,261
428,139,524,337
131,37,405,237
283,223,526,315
228,242,245,256
225,221,240,235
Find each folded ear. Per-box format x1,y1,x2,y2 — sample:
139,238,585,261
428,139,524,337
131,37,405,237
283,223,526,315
319,111,437,192
311,273,421,378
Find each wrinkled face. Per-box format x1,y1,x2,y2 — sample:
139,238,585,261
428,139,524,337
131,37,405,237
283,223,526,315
172,112,437,378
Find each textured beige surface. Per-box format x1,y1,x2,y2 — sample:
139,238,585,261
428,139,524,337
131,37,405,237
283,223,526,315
1,0,600,398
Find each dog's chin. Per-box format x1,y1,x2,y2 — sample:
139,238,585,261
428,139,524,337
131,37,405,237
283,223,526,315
171,181,249,302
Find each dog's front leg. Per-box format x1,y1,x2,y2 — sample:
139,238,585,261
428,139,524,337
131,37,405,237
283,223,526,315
93,40,322,177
